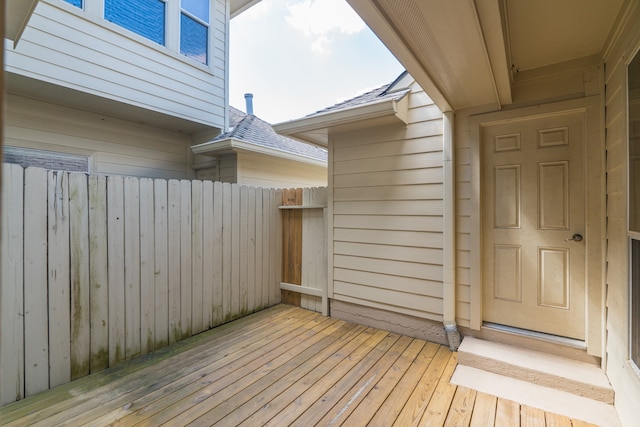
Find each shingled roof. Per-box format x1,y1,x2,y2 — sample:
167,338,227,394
305,71,409,117
213,106,327,162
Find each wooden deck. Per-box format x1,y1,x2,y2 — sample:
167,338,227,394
0,305,598,426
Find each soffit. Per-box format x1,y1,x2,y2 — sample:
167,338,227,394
349,0,626,112
5,0,39,44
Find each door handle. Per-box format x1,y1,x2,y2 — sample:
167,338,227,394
565,233,583,242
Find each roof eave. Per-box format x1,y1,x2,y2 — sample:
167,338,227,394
5,0,39,46
191,138,327,168
273,90,410,147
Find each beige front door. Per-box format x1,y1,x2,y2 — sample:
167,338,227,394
482,111,585,340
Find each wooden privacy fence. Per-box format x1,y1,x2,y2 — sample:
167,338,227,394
0,164,283,405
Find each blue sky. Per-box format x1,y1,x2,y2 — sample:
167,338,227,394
229,0,404,124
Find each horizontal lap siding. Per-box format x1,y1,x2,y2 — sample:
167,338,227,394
603,3,640,427
236,152,328,188
6,0,225,128
331,83,444,321
5,94,191,179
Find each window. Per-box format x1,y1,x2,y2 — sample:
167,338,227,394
180,0,209,64
70,0,211,65
629,49,640,369
105,0,166,45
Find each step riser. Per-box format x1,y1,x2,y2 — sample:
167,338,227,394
458,350,614,403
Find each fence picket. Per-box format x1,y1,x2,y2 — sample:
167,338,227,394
89,175,109,372
180,180,192,339
262,189,271,307
24,167,48,396
231,184,240,318
167,180,181,344
153,180,169,348
48,171,71,387
69,173,90,379
254,188,264,310
212,181,224,325
0,164,25,405
191,180,204,335
107,175,125,365
222,183,232,321
240,186,249,314
247,187,256,312
140,178,155,354
124,177,141,360
202,181,214,328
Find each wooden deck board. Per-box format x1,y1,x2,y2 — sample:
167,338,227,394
0,305,608,427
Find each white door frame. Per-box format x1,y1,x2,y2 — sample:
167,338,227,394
467,96,605,357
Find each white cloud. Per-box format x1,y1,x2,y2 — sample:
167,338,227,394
285,0,365,54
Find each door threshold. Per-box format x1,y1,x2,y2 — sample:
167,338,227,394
482,322,587,350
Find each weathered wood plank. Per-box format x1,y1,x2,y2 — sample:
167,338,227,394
107,175,125,366
368,342,441,425
0,164,25,405
281,188,302,306
167,179,181,344
239,185,249,314
153,179,169,349
247,186,257,312
231,183,241,317
191,180,204,335
139,178,155,355
545,411,572,427
417,352,458,426
69,173,90,380
444,386,477,427
253,187,264,310
180,180,192,339
124,176,141,360
211,181,224,325
496,398,521,426
274,189,284,305
48,171,71,388
342,338,426,426
23,167,49,396
469,392,497,427
222,182,232,321
262,188,271,307
201,180,214,328
521,404,546,427
392,346,453,426
88,175,109,372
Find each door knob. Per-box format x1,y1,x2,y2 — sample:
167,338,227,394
565,233,583,242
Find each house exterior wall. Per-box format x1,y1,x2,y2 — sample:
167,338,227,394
4,0,227,130
5,94,193,179
602,2,640,425
218,153,238,183
327,82,445,325
236,151,327,188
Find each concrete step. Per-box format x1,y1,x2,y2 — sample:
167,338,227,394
457,336,614,403
450,366,621,427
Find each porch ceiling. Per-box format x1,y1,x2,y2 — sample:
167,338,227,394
348,0,624,113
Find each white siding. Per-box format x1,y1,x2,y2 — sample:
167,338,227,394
236,152,327,188
603,2,640,426
5,0,226,129
329,82,445,321
5,94,192,179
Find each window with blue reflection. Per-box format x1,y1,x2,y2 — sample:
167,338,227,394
182,0,209,23
105,0,166,45
180,13,207,64
63,0,83,7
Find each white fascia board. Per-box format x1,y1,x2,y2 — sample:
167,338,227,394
191,138,327,168
273,90,410,146
230,0,262,18
5,0,39,45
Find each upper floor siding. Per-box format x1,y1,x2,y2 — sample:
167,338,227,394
4,0,228,134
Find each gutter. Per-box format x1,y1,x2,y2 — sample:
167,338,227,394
442,111,460,351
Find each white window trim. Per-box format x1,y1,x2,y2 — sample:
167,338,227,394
63,0,212,67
